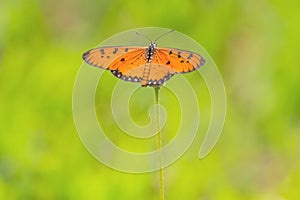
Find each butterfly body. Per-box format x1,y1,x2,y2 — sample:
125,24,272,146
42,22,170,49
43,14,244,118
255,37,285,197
145,42,157,62
82,40,205,87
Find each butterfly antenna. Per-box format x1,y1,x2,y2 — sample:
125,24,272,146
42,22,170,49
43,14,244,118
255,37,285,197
136,32,152,42
154,29,174,42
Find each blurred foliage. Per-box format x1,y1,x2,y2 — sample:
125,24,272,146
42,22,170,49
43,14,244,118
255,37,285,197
1,0,300,199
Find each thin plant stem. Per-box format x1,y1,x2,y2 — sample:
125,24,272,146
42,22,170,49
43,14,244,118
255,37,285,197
154,87,164,200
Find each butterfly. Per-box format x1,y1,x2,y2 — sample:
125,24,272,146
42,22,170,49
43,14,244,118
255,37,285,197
82,30,206,87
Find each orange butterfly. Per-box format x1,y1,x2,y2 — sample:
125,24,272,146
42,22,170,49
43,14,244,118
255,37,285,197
82,30,206,87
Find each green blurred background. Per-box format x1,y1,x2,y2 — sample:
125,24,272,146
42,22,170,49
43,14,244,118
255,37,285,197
1,0,299,199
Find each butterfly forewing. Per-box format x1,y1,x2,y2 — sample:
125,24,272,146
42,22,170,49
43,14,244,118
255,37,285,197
154,48,206,74
83,46,150,84
82,46,143,69
108,49,146,73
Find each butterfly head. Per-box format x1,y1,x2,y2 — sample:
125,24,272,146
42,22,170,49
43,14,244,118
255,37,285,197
149,42,157,49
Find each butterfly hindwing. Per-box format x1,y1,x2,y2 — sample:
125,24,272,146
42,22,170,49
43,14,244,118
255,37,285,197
145,63,175,86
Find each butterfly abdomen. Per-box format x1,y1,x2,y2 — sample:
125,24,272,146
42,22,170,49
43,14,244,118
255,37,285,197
141,63,151,87
140,42,157,86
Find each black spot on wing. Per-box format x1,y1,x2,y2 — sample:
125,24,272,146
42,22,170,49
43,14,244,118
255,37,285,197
187,53,193,60
113,48,118,54
111,70,142,82
100,49,105,54
177,52,181,58
124,48,129,52
166,61,170,65
111,70,123,78
177,54,206,74
120,58,125,62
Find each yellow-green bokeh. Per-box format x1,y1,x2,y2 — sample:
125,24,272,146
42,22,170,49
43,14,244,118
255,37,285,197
1,0,299,199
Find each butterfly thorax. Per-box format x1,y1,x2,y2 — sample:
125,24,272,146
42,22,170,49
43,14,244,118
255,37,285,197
145,42,157,62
